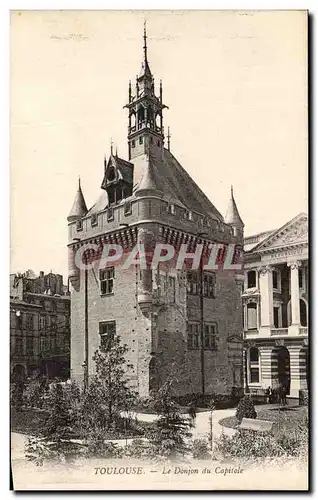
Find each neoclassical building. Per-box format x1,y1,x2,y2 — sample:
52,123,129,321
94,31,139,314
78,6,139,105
67,27,245,397
243,213,308,398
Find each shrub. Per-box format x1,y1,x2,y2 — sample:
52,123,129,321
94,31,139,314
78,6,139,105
235,395,257,423
216,423,308,460
299,389,308,406
124,439,157,459
192,439,210,460
148,379,193,461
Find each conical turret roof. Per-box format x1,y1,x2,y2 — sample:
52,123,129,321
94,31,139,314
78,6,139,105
67,178,88,221
225,186,244,228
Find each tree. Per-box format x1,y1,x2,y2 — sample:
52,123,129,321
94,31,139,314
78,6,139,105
25,383,81,465
23,371,48,409
149,379,192,462
80,336,136,436
10,378,24,411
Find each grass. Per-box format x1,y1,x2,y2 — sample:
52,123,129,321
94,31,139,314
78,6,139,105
219,405,308,437
11,407,49,437
11,407,154,439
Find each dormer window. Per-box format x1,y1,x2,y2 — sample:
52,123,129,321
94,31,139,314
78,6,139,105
91,214,98,227
76,219,83,231
124,200,132,216
107,167,116,183
168,204,175,215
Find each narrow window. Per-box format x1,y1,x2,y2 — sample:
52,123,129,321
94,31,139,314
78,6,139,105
99,321,116,351
249,347,260,383
272,270,278,289
187,323,200,349
247,303,257,330
247,270,256,288
187,271,198,295
91,214,98,227
204,323,217,350
39,337,45,353
124,200,132,216
15,337,23,355
273,306,279,328
26,337,33,355
100,267,115,295
131,140,135,148
76,219,83,232
203,273,216,298
168,204,175,215
298,269,303,289
107,207,114,221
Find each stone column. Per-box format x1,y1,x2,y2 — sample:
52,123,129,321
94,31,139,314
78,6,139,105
288,345,306,397
288,261,301,334
258,266,273,336
259,345,277,389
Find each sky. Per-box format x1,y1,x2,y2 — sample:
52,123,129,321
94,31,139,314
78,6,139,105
10,10,308,281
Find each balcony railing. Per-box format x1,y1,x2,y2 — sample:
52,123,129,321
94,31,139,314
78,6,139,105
270,328,289,336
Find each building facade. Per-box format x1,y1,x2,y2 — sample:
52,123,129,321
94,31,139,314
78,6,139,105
67,27,245,398
243,213,308,398
10,271,71,381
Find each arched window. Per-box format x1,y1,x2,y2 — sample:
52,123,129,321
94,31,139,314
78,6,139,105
249,347,260,384
137,106,145,126
247,302,257,330
107,167,116,182
247,270,256,288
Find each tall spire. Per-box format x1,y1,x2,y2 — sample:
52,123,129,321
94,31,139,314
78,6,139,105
225,185,244,229
143,21,148,63
139,21,152,79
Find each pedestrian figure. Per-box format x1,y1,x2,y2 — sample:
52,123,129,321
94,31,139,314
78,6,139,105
265,386,272,404
188,401,196,422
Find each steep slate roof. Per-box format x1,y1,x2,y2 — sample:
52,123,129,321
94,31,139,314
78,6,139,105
134,148,223,220
67,179,88,221
225,186,244,228
87,148,224,221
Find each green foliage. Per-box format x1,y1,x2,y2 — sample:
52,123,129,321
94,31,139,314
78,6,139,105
299,389,309,406
80,337,136,435
192,439,210,460
23,372,48,409
10,380,24,410
148,379,193,462
124,439,157,459
25,383,81,465
235,395,257,423
216,423,308,459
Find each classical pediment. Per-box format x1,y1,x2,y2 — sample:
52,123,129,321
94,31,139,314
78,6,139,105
254,213,308,252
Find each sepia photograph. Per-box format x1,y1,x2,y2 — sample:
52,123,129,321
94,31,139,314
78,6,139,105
10,9,308,491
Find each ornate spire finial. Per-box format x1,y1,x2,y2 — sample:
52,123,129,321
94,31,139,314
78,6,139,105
115,145,118,157
104,155,107,171
143,20,148,62
167,127,171,152
110,138,114,155
231,184,234,197
78,176,81,189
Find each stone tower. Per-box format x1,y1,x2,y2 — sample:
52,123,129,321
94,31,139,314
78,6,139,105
67,26,245,398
